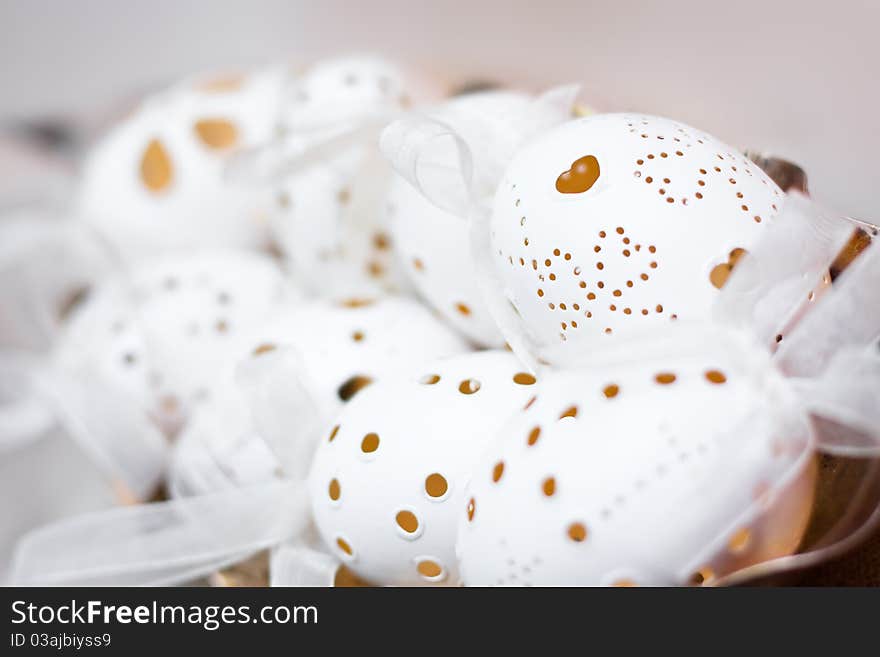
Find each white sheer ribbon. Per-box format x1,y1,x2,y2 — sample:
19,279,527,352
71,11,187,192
9,345,327,586
11,481,305,586
713,192,856,347
234,345,324,481
270,543,338,587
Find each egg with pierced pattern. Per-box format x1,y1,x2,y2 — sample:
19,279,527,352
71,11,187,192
457,339,816,586
490,114,784,352
308,350,539,585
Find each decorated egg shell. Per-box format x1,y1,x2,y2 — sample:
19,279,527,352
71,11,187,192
388,91,556,347
278,54,434,131
169,295,470,497
54,250,295,438
307,350,540,586
268,55,442,296
490,113,784,351
241,296,471,419
456,343,816,586
77,68,284,260
269,147,409,297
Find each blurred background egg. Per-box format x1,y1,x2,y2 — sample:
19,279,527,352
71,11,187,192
77,69,285,260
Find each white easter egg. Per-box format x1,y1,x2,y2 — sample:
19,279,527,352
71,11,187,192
388,91,554,347
54,250,294,437
307,350,539,586
269,55,439,295
490,114,784,350
268,147,406,297
279,54,421,131
78,69,284,260
242,296,471,418
169,296,471,497
456,346,816,586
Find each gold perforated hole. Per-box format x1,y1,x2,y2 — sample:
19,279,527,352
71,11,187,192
612,579,637,587
690,566,715,586
455,302,471,316
513,372,536,385
360,432,380,453
328,425,340,443
567,522,588,542
197,74,244,93
194,118,238,149
420,374,440,385
338,375,373,401
425,473,448,498
340,298,375,308
351,330,364,342
336,537,353,556
728,528,751,553
492,462,505,483
603,384,620,399
395,510,420,534
705,370,727,384
527,426,541,446
467,498,476,522
559,406,578,419
416,559,444,580
459,379,481,394
328,479,341,501
140,139,173,192
655,373,677,385
542,477,556,497
556,155,600,194
252,343,276,356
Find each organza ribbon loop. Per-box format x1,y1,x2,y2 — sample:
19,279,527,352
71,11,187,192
776,236,880,378
11,481,306,586
538,320,773,375
0,351,57,452
270,543,339,587
507,84,581,153
379,116,474,216
714,192,855,346
32,365,169,501
0,208,114,351
381,86,579,372
790,345,880,458
226,115,391,186
234,345,324,482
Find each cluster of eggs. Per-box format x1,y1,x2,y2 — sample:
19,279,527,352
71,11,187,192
298,100,829,586
76,55,438,294
8,51,850,589
490,113,783,350
306,339,819,586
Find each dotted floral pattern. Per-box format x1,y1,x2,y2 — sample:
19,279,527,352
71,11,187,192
490,114,783,349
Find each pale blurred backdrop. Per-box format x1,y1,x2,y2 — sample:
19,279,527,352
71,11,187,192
0,0,877,220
